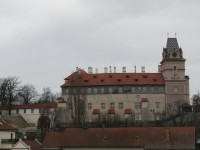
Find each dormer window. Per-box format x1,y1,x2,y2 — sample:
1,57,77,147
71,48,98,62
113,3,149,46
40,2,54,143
119,87,122,93
109,87,113,94
143,75,147,78
88,88,92,94
101,87,104,93
94,88,98,94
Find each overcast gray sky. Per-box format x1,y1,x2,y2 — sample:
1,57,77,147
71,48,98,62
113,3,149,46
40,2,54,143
0,0,200,98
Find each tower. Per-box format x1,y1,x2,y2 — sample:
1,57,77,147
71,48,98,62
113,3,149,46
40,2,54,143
159,37,190,105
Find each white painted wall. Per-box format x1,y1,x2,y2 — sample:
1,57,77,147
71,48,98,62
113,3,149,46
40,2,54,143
2,108,56,127
0,131,15,142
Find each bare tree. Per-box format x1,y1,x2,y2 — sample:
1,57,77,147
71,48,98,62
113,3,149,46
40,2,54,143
192,92,200,106
154,100,197,127
17,84,38,104
0,77,20,115
38,87,56,103
37,115,50,141
67,69,87,127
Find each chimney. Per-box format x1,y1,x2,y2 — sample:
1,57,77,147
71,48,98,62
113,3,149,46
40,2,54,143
114,66,116,73
104,67,108,73
122,67,126,73
88,67,93,74
141,66,145,73
158,65,161,72
109,66,112,73
95,68,98,73
134,66,136,73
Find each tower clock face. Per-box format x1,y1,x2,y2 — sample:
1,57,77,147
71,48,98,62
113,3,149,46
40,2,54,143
172,52,177,57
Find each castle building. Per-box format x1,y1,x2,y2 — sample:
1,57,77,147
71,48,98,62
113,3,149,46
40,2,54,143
59,37,189,123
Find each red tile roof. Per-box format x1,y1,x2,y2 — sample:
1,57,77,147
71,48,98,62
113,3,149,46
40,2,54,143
61,71,165,87
0,123,17,131
0,102,57,110
141,98,148,102
92,109,100,114
124,108,132,114
42,132,64,148
108,108,115,114
23,140,41,150
56,127,195,149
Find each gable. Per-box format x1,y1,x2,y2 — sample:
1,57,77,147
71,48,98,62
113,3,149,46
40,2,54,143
12,140,29,149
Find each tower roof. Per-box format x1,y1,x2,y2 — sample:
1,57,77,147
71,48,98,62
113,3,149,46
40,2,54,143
166,38,179,50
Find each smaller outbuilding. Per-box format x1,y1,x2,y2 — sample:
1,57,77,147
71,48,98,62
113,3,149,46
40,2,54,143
11,139,41,150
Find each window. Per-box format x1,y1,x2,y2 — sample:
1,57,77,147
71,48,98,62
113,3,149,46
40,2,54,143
151,87,155,93
66,88,69,94
31,109,34,113
16,109,19,114
101,103,105,110
45,108,49,113
173,73,177,80
110,102,115,109
155,113,160,120
118,103,123,109
101,87,104,94
132,87,136,93
88,88,92,94
24,109,26,114
159,87,164,92
142,87,147,93
109,87,113,94
156,102,160,109
174,66,177,70
173,86,178,93
88,103,92,110
119,87,122,93
134,102,141,109
136,95,140,100
173,102,178,110
81,88,85,94
94,88,98,94
135,113,142,120
73,88,77,94
137,87,141,92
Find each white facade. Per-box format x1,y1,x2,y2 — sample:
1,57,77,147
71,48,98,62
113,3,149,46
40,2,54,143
0,129,16,150
62,93,165,122
0,130,15,142
11,140,30,150
10,108,56,126
0,103,57,127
